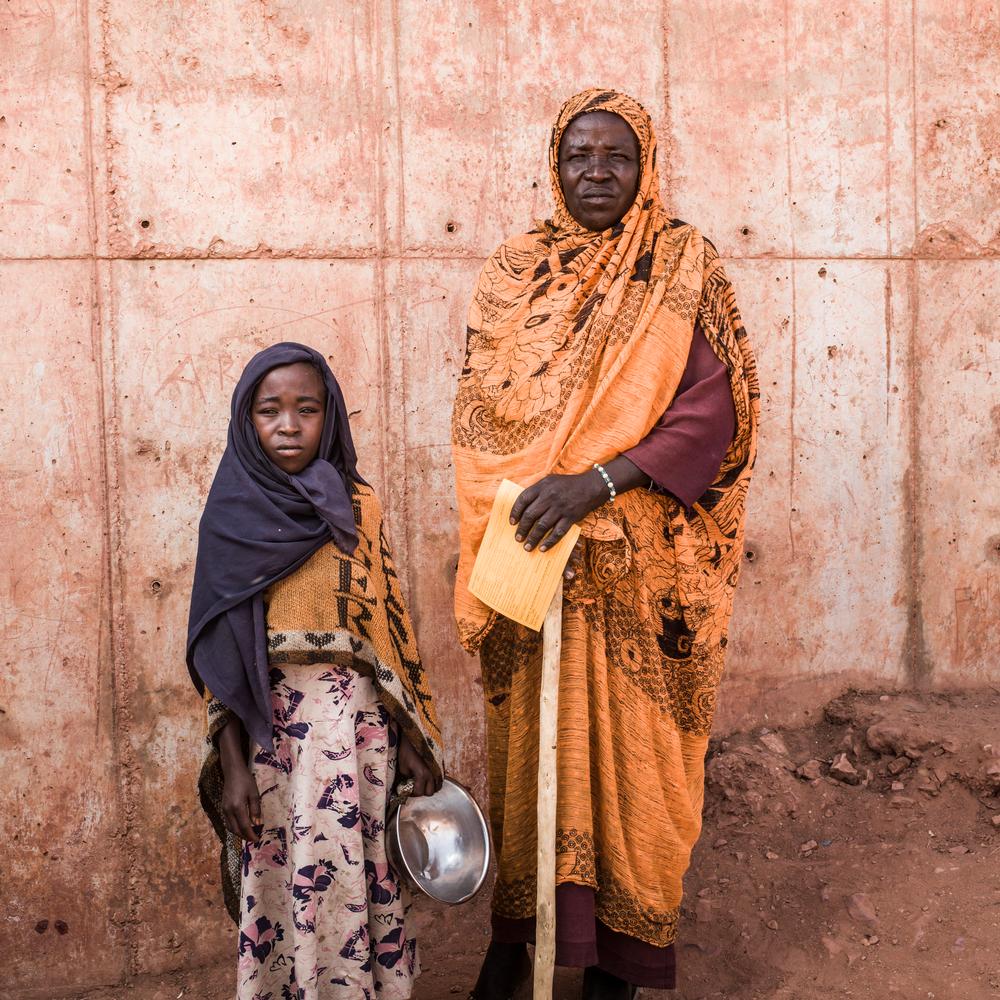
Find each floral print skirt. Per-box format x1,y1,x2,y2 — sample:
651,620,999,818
237,664,418,1000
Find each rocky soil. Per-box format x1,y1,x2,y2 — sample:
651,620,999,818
54,689,1000,1000
656,688,1000,1000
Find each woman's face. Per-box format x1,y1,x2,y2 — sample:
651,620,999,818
558,110,640,231
251,361,327,475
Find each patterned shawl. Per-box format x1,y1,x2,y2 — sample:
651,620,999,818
453,88,759,653
451,89,759,947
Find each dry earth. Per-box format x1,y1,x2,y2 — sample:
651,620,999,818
53,690,1000,1000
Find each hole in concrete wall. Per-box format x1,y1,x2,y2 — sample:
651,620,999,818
140,219,151,229
744,543,760,564
740,226,750,237
818,267,828,278
150,579,162,594
446,220,457,234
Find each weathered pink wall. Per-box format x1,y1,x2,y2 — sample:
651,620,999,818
1,1,997,996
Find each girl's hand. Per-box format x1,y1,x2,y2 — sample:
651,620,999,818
397,731,440,798
217,716,262,841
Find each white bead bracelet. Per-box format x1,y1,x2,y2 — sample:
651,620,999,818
593,462,617,503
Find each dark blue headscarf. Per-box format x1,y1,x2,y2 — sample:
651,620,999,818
186,342,363,750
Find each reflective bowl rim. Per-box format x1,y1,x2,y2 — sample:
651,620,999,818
388,776,491,905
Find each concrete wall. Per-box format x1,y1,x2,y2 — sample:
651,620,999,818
1,1,996,995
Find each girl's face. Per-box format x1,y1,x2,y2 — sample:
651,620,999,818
251,362,327,475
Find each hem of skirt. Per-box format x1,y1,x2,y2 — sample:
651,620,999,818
490,884,677,990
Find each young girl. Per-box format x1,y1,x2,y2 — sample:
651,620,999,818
187,342,444,1000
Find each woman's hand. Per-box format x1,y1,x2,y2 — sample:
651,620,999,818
217,716,262,841
397,731,440,798
509,470,608,552
510,458,649,554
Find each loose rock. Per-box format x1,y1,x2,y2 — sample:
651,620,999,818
830,753,861,785
982,761,1000,790
759,731,789,757
866,720,936,758
796,759,824,781
866,721,906,755
887,756,910,775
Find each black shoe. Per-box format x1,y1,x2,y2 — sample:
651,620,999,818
582,965,637,1000
469,940,531,1000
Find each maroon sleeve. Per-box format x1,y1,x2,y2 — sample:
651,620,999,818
623,321,736,508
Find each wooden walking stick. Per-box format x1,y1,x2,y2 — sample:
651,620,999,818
532,580,562,1000
467,480,579,1000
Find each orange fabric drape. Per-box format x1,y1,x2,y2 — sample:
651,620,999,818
452,89,759,947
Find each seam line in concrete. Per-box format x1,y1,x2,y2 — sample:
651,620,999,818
80,0,135,987
90,0,141,982
911,0,920,248
372,0,391,520
782,0,798,561
906,1,931,688
883,0,892,257
2,253,997,264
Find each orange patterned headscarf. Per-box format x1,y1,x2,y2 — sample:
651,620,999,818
547,88,657,233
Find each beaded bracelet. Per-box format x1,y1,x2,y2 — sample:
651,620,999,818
593,462,617,503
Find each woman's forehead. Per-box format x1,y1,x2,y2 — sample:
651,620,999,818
560,111,638,148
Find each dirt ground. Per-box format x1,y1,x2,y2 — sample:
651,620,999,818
64,689,1000,1000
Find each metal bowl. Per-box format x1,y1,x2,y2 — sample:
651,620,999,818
386,777,490,904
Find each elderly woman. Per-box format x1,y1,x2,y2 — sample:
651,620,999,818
451,90,759,998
